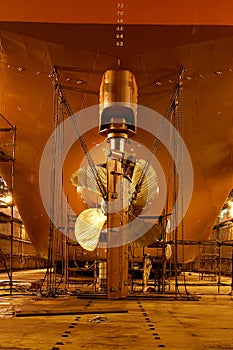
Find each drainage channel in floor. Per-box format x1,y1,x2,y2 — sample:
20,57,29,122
51,300,93,350
137,300,166,348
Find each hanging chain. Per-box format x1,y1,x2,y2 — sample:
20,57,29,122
52,67,107,199
177,70,187,294
178,71,185,266
134,68,185,198
173,69,187,295
46,76,66,295
174,70,185,264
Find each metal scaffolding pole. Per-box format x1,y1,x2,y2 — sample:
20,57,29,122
0,114,16,295
9,126,16,295
231,245,233,295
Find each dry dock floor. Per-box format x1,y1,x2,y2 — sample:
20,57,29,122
0,269,232,350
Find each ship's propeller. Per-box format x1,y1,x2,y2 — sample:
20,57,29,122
71,159,160,250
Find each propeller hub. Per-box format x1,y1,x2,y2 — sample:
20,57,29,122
99,70,137,138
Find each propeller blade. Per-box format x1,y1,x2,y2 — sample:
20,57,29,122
131,159,158,211
71,165,107,196
75,208,107,251
129,215,162,247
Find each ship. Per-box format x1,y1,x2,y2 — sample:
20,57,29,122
0,2,232,270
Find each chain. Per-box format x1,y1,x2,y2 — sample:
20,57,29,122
52,67,107,199
134,69,183,198
173,69,187,295
178,72,185,267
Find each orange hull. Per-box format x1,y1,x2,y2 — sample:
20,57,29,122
0,8,232,262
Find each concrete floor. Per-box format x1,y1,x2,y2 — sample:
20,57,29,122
0,270,233,350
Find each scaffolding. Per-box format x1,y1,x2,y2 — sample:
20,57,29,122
0,114,16,295
126,239,233,297
170,239,233,296
37,205,233,298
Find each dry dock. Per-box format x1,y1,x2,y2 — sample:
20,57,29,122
0,269,232,350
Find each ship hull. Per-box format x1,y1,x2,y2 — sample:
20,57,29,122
0,23,232,262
